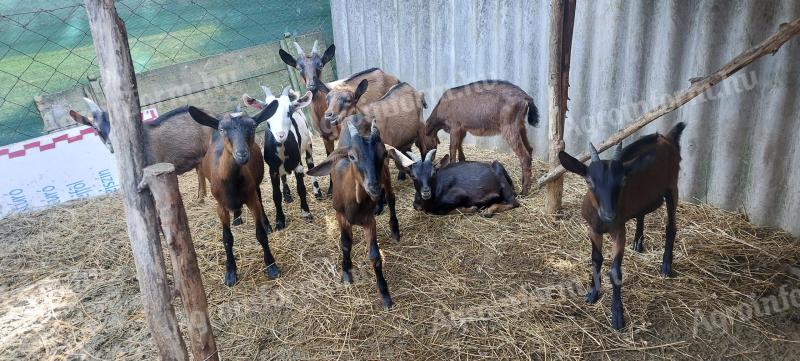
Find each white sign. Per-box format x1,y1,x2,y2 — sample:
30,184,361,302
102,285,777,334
0,126,121,219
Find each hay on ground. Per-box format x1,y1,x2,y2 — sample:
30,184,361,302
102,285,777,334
1,140,799,360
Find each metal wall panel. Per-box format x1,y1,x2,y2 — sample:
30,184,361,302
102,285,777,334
331,0,800,236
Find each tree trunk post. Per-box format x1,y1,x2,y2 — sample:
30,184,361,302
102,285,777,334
83,1,189,359
141,163,219,361
545,0,576,216
537,16,800,189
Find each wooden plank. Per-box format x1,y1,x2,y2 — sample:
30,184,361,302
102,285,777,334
83,1,189,359
536,16,800,189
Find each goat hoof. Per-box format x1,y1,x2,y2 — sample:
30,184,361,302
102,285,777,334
314,191,323,200
382,296,394,311
275,219,286,231
660,265,674,278
283,193,294,204
585,289,600,304
224,271,239,287
232,217,243,226
265,264,281,279
611,312,625,330
301,211,313,221
479,210,495,218
342,272,353,285
391,230,400,242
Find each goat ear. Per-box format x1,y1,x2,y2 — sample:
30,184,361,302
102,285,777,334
279,49,297,68
623,151,656,176
307,148,348,176
437,154,450,169
293,91,313,110
387,146,416,170
558,151,588,177
253,100,279,125
354,79,369,103
242,94,263,110
321,44,336,65
188,106,220,129
69,110,93,127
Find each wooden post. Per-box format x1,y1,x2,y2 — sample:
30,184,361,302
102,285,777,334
141,163,219,361
536,16,800,189
545,0,576,216
83,1,189,360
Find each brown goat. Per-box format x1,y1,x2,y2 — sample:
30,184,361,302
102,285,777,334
424,80,539,195
70,98,213,201
307,116,399,310
322,68,400,127
558,122,686,330
188,103,281,286
345,81,438,179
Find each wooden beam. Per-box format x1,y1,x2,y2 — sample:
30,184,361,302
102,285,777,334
545,0,576,215
83,1,189,359
141,164,219,361
536,16,800,189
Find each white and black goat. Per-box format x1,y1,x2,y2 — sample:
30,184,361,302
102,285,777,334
244,86,319,230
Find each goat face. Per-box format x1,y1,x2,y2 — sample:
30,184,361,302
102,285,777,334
264,88,312,144
324,79,368,125
69,97,113,153
189,102,278,165
389,148,443,201
347,119,386,201
559,143,655,224
279,41,335,93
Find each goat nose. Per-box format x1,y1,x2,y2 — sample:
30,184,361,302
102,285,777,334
277,131,286,139
235,151,248,159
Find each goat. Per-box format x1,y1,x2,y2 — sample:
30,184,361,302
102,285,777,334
279,42,339,194
388,149,519,216
188,102,282,286
70,98,212,201
558,122,686,330
243,86,318,230
424,80,539,195
337,80,438,180
321,68,400,126
307,117,399,310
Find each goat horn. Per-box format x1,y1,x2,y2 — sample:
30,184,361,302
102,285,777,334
348,119,359,138
281,86,291,97
311,40,319,54
424,148,437,163
406,151,421,162
589,142,600,163
370,118,378,138
82,97,102,113
261,86,273,99
293,42,305,57
613,142,623,161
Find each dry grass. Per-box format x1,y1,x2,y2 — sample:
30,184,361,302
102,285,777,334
1,140,799,360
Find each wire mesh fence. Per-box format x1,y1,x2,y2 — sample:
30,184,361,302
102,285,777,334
0,0,333,146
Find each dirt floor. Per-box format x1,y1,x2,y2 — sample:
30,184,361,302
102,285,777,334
1,140,799,360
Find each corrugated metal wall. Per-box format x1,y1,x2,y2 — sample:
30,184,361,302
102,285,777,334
331,0,800,236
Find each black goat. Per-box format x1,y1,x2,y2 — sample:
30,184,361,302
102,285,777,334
388,148,519,216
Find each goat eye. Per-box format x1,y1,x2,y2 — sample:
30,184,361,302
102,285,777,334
585,179,594,188
348,153,357,161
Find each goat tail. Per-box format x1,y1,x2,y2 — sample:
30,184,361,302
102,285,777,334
526,99,540,127
667,122,687,147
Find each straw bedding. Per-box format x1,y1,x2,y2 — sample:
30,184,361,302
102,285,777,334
1,139,799,360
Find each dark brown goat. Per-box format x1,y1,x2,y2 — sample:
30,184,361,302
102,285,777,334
307,117,399,310
70,98,213,201
424,80,539,195
188,102,281,286
346,81,438,179
558,122,686,330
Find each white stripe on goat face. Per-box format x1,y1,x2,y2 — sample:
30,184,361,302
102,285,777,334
266,95,293,144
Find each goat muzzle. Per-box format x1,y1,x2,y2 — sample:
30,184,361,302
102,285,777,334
420,187,432,200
